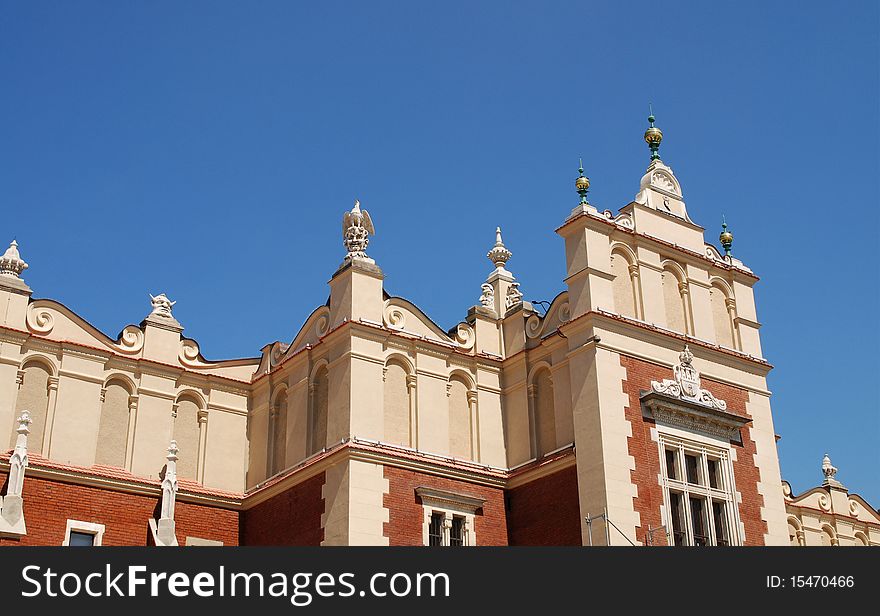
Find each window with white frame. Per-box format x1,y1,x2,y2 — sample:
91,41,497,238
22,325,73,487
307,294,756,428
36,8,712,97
659,435,739,547
415,487,484,547
62,520,105,546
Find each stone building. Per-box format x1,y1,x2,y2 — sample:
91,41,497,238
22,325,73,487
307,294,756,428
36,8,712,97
783,455,879,546
0,117,874,546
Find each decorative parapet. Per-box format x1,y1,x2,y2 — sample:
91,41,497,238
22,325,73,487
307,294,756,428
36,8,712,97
0,412,32,537
641,346,749,441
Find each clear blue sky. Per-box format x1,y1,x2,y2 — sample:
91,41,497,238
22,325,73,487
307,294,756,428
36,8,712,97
2,2,877,504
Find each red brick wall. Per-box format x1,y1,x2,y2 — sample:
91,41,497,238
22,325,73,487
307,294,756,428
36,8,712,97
620,354,767,546
240,472,324,545
506,465,581,545
0,472,239,546
383,466,508,546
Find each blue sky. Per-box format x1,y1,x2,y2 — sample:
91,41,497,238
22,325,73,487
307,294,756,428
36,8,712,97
1,2,877,503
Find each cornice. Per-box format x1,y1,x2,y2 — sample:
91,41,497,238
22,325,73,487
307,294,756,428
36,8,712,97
0,457,241,509
556,210,759,282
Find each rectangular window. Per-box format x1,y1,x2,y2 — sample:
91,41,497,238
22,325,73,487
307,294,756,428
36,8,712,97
713,501,729,546
665,449,678,481
669,492,686,546
428,513,444,546
68,531,96,546
690,497,709,546
62,520,105,547
659,436,738,546
450,517,464,546
707,458,721,489
685,454,700,485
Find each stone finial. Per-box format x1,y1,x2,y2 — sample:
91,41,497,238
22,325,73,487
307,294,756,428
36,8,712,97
0,240,28,279
160,440,179,520
487,227,512,271
0,411,31,536
149,293,176,319
152,440,180,546
342,199,375,261
7,411,31,498
822,453,844,488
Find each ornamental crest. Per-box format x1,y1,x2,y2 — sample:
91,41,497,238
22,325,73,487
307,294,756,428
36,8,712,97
674,346,700,397
651,345,727,410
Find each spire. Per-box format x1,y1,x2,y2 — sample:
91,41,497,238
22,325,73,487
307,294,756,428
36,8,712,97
644,108,663,162
719,216,733,257
0,240,28,279
487,226,512,272
575,159,590,204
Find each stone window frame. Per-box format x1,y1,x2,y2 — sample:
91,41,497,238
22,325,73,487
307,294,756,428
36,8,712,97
657,432,742,547
62,520,105,546
415,487,485,547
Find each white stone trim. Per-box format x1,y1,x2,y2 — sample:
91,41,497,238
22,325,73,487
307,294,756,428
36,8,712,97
656,431,743,546
416,487,484,546
62,520,105,546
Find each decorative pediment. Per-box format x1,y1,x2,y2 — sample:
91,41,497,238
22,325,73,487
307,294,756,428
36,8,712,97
642,346,748,441
650,345,727,410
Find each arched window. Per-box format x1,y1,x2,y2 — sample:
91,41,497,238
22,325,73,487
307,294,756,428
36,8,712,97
95,379,132,467
383,359,412,447
710,284,736,349
448,376,472,460
854,532,869,546
269,389,288,475
610,250,638,318
173,394,203,481
820,524,837,547
533,368,556,457
11,360,53,454
309,365,329,455
662,265,689,334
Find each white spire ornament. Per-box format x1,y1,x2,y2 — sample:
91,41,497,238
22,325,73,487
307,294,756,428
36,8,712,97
151,440,180,546
342,199,376,263
0,240,28,279
0,411,32,536
487,227,512,275
822,453,844,489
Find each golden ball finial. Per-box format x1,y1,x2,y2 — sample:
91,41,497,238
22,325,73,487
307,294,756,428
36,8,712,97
644,115,662,146
644,113,663,161
719,219,733,256
575,160,590,204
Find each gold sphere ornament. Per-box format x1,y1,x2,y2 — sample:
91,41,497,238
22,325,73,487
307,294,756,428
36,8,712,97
719,220,733,256
575,161,590,204
645,114,663,160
